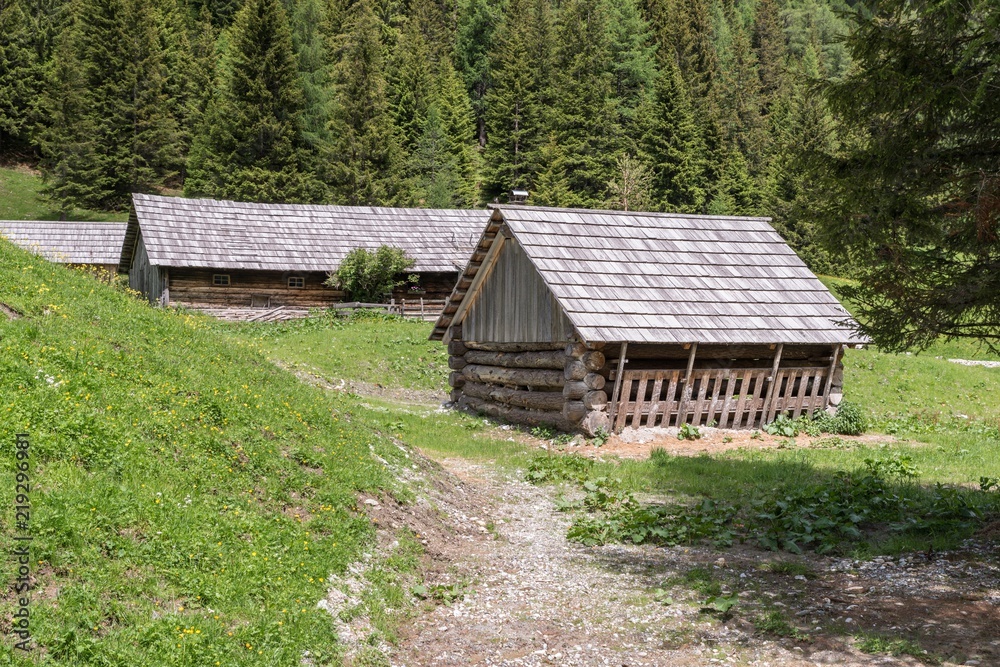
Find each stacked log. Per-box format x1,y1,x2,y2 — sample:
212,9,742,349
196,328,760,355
447,332,611,436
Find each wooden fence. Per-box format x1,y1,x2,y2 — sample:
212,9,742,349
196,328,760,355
611,366,831,431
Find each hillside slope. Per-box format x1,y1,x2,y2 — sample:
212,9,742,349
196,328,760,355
0,241,408,665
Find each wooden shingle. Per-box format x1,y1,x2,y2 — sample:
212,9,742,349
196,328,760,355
118,194,489,273
0,221,127,265
431,205,867,346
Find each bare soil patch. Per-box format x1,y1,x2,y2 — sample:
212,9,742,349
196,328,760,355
557,428,897,460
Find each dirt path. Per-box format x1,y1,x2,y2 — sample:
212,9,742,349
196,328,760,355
382,457,999,667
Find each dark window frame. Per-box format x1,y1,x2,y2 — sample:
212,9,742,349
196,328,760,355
213,274,231,286
287,276,305,289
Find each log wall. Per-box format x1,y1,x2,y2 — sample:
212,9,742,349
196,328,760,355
164,268,458,310
447,328,611,436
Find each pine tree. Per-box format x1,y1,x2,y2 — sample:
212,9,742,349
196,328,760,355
606,0,657,144
326,0,404,205
455,0,502,146
638,53,706,212
548,0,618,207
186,0,321,202
38,0,180,211
187,6,218,132
157,0,199,179
0,0,40,156
481,0,554,201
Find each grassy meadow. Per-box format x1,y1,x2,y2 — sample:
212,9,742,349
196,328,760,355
0,243,417,665
0,166,128,222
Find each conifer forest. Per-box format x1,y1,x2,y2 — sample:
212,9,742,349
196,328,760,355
1,0,997,280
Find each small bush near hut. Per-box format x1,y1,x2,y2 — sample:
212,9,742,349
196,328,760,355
327,245,415,303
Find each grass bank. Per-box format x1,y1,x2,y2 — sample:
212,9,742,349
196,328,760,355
0,166,128,221
0,245,415,665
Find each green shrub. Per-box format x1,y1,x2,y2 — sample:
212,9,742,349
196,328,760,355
327,246,415,303
832,401,868,435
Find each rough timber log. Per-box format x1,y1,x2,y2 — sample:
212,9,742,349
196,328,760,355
583,390,609,410
464,350,566,370
461,364,565,389
459,396,579,432
565,342,588,358
448,356,468,370
448,340,468,356
562,374,607,398
582,351,606,371
464,342,566,353
461,381,565,411
564,360,588,381
563,401,587,422
448,371,465,388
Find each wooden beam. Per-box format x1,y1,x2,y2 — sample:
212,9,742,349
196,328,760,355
761,343,784,424
677,342,698,424
821,344,841,410
608,342,629,425
443,225,506,345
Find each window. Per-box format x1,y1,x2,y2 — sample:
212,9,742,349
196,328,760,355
213,274,230,286
288,276,305,289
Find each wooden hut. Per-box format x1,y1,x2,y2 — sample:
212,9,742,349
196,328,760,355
0,221,127,274
119,194,487,316
431,206,867,435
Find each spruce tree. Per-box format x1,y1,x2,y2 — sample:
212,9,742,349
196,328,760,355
455,0,502,146
38,0,179,211
435,59,480,206
481,0,553,201
751,0,788,115
606,0,657,145
36,24,98,215
548,0,618,207
407,104,459,207
531,134,572,207
719,21,768,176
292,0,335,152
326,0,404,205
638,53,706,212
186,0,321,202
389,12,436,151
0,0,39,156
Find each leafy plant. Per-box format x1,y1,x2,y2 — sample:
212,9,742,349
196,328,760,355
700,593,739,619
677,423,702,440
525,453,594,484
326,245,415,303
764,414,798,437
590,427,610,447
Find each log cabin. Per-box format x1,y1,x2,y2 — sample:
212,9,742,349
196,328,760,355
118,193,488,315
0,221,127,275
431,206,868,435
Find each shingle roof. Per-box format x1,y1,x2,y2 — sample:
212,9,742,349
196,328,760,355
431,206,867,346
119,193,489,273
0,221,127,265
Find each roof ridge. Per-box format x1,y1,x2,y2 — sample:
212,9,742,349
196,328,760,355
491,204,772,223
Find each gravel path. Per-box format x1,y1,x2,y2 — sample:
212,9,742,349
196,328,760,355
388,459,921,667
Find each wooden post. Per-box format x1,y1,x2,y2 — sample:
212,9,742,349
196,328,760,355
608,342,629,426
420,297,425,319
761,343,784,425
821,344,841,408
676,342,698,425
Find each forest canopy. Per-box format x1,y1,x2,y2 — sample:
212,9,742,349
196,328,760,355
0,0,854,271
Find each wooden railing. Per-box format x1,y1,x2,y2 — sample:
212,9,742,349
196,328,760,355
611,366,831,431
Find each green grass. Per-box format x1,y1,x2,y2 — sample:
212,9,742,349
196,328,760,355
243,311,449,393
253,314,1000,556
0,166,128,221
0,243,418,665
